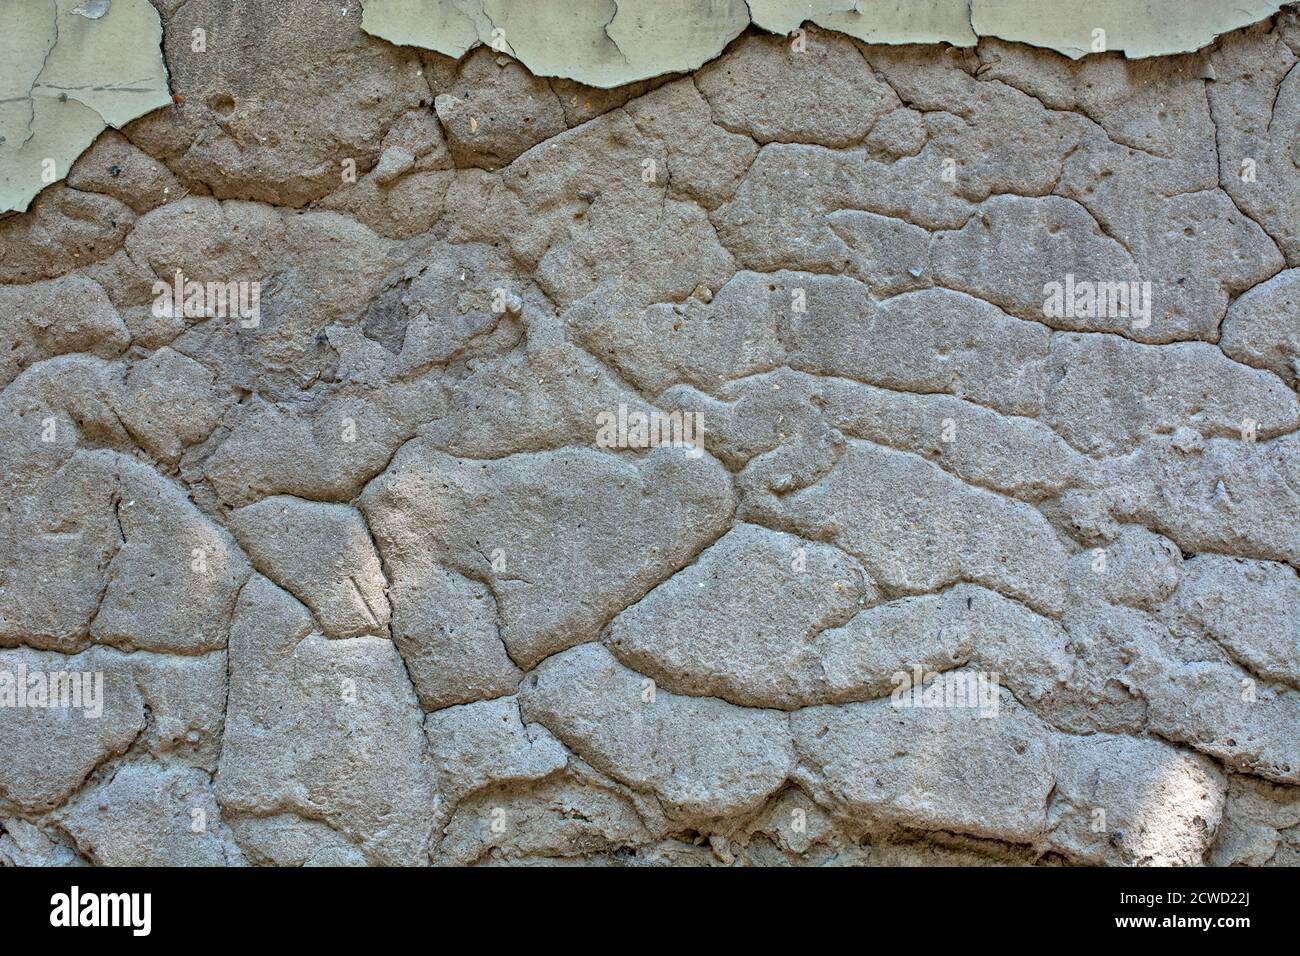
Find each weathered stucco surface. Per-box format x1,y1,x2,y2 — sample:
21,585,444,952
0,1,1298,866
1,0,1289,210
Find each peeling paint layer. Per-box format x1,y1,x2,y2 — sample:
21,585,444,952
361,0,1288,86
0,0,171,214
361,0,752,88
972,0,1288,59
749,0,976,47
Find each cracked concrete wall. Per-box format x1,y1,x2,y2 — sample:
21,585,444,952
0,0,1298,867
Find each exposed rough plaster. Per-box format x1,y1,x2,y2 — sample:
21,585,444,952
361,0,1288,86
0,0,171,214
0,1,1286,210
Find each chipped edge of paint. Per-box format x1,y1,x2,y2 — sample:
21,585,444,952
360,0,1290,86
1,0,172,215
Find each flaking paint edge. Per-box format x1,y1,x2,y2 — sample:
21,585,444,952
972,0,1288,60
360,0,1288,86
0,0,172,215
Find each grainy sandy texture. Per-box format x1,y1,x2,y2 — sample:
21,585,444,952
0,1,1298,866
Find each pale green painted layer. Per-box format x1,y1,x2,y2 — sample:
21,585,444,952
363,0,752,88
361,0,484,57
0,0,171,214
973,0,1286,59
752,0,976,47
746,0,860,35
362,0,1288,85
